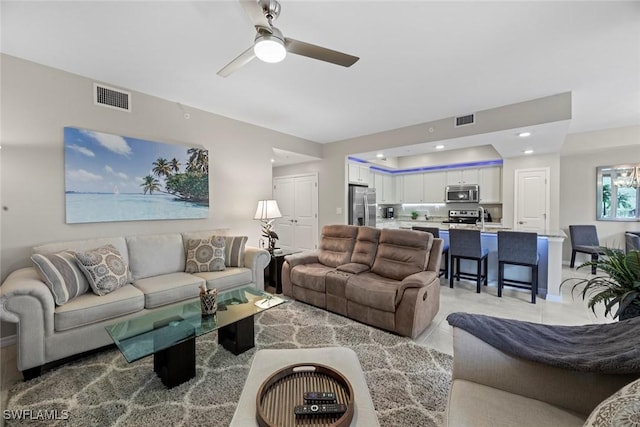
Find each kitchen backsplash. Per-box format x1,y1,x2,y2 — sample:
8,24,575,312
378,203,502,222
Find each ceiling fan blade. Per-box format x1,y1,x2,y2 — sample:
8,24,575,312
217,45,256,77
285,38,359,67
239,0,272,32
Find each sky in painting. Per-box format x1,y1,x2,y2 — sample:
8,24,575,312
64,127,200,194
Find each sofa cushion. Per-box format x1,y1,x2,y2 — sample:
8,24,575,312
34,236,130,265
345,272,403,312
54,284,145,332
336,263,370,274
351,226,380,267
132,272,205,309
185,236,226,273
192,267,252,291
126,233,185,280
445,379,585,427
317,225,358,268
584,377,640,427
75,245,129,296
371,229,432,281
31,251,90,305
291,263,335,293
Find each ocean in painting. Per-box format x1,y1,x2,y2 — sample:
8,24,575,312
65,193,208,224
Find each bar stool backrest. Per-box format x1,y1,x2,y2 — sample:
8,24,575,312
498,231,538,265
412,226,440,238
449,229,482,258
569,225,600,247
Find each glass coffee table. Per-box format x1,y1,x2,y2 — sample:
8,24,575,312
106,286,286,388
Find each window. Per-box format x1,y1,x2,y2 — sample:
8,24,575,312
596,165,639,221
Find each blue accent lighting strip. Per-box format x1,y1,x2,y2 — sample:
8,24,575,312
350,157,503,174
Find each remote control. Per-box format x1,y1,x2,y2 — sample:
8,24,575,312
304,391,337,403
294,404,347,416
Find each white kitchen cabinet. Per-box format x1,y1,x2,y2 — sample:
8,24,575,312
374,173,383,203
403,174,424,202
382,174,395,203
423,171,446,203
395,175,404,203
348,162,370,185
446,168,479,185
479,166,502,203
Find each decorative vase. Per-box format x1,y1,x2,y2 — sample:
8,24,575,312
200,288,218,316
619,303,640,321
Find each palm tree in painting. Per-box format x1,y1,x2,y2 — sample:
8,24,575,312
152,158,172,178
141,175,161,195
170,158,181,173
186,148,208,174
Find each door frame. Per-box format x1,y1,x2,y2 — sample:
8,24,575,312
514,167,550,231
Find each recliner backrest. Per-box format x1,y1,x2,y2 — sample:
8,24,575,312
350,226,380,267
371,229,432,280
318,225,359,267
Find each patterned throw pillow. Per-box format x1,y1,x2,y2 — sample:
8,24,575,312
75,244,129,296
31,251,90,305
222,236,248,267
185,236,226,273
584,378,640,426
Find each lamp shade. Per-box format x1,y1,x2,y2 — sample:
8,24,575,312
254,200,282,220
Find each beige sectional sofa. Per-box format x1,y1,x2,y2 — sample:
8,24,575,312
282,225,443,338
0,230,269,378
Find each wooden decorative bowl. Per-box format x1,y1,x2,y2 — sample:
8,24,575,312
256,363,354,427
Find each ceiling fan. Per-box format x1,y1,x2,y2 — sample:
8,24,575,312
217,0,359,77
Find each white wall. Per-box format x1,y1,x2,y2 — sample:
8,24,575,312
559,126,640,261
0,55,321,337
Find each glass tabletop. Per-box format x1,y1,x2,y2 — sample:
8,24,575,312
105,286,286,362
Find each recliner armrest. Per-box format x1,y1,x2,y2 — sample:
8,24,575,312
285,251,319,268
337,263,370,274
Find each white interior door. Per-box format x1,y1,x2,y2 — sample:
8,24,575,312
514,168,550,232
273,173,318,251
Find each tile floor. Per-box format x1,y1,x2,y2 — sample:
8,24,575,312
0,266,609,416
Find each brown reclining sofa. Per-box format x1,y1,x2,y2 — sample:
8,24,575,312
281,225,443,338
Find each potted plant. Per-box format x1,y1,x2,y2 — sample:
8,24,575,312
562,248,640,320
411,211,419,220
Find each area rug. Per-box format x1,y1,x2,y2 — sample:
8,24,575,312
6,301,452,426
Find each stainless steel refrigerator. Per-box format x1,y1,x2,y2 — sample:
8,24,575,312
348,185,376,227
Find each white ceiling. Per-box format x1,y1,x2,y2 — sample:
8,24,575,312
2,1,639,156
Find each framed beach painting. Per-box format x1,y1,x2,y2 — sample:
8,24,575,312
64,127,209,224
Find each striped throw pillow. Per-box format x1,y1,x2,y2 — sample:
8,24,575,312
220,236,248,267
31,251,90,305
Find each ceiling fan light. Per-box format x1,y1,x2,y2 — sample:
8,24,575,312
254,35,287,63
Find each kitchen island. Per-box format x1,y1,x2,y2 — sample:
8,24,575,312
377,219,567,302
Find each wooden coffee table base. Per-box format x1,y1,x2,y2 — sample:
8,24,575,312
218,315,255,355
154,336,196,388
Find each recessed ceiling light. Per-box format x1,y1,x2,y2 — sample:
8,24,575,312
435,145,445,150
518,132,532,138
270,158,275,163
376,153,384,158
524,149,534,154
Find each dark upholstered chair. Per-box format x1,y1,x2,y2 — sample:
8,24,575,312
626,232,640,253
497,231,539,304
569,225,606,275
413,226,448,278
448,229,488,293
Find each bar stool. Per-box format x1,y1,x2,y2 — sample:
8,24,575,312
497,231,539,304
412,226,448,278
448,229,488,293
569,225,606,275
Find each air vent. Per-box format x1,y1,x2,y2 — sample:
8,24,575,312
454,113,475,127
94,83,131,112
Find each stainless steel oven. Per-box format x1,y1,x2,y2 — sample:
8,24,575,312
445,185,479,203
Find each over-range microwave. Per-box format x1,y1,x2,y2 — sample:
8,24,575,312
445,185,480,203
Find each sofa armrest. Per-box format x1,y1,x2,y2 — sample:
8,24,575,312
451,327,637,416
243,246,270,291
0,267,56,371
284,251,319,268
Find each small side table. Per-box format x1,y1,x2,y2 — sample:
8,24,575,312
265,249,300,294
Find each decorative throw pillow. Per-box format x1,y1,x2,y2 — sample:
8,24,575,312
75,244,129,296
584,378,640,426
185,236,226,273
222,235,248,267
31,251,90,305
